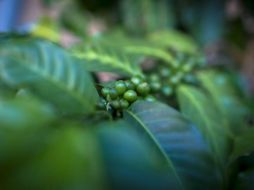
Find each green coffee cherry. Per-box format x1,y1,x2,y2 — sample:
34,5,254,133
137,82,150,95
150,81,161,92
196,56,206,66
100,77,154,113
162,85,173,96
159,68,171,78
115,80,127,95
181,63,193,73
101,87,110,97
111,100,120,109
119,99,129,109
109,88,118,99
184,74,197,84
169,77,178,85
131,76,142,87
170,73,183,85
123,90,138,102
176,52,186,62
145,95,156,102
125,80,135,90
149,74,160,82
173,60,182,69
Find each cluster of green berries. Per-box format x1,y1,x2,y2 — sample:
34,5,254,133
97,76,155,111
147,54,201,97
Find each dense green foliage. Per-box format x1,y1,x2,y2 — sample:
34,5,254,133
0,0,254,189
0,31,253,190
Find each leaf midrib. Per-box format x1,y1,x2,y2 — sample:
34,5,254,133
126,109,185,190
73,51,139,76
198,72,235,137
124,46,176,67
179,87,224,165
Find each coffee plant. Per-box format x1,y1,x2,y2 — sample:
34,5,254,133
0,1,254,189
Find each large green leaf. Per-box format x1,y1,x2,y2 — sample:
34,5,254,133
177,85,232,167
124,101,223,190
109,35,178,68
0,38,98,114
124,45,177,68
81,34,178,68
198,70,250,135
97,121,175,190
71,43,143,76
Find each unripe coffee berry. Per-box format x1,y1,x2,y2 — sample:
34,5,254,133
131,76,142,87
109,88,118,99
101,87,110,97
111,100,120,109
123,90,138,102
145,95,156,102
119,99,129,109
137,82,150,95
162,85,173,96
125,80,135,90
115,80,127,95
150,81,161,92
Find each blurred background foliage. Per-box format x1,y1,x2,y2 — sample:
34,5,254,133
34,0,254,92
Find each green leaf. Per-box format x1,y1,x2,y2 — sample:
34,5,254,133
124,45,177,68
97,121,175,190
71,43,143,77
177,85,232,167
230,128,254,162
0,38,99,114
124,101,223,190
148,30,199,54
31,17,60,42
198,70,250,135
83,33,178,68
